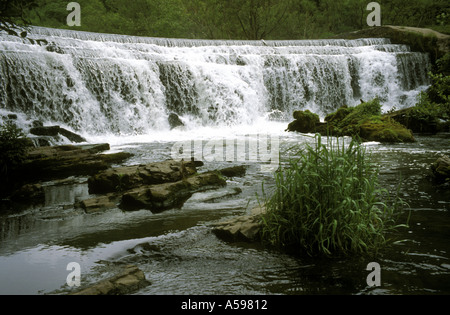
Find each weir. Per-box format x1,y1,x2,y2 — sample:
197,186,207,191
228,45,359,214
0,26,431,136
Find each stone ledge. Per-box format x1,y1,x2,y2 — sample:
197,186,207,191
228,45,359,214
212,206,265,242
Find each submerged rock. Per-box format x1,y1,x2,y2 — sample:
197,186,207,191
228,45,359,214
70,265,150,295
431,155,450,184
120,171,226,212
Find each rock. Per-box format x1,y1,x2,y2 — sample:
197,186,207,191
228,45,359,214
316,99,415,143
79,194,119,214
168,113,184,129
431,155,450,183
325,105,354,124
218,165,247,178
78,143,111,154
88,159,202,194
212,206,265,242
16,144,133,182
120,171,226,212
359,117,415,143
70,265,150,295
29,126,60,137
32,137,52,147
58,127,87,143
31,120,44,128
384,107,439,134
121,180,192,212
286,109,320,133
29,126,86,143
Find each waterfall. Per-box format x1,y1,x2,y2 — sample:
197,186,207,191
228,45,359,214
0,26,431,136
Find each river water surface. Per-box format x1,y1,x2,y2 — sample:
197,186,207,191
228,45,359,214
0,127,449,295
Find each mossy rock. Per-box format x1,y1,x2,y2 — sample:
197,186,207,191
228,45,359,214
384,107,439,134
339,99,382,127
325,105,354,124
287,110,320,133
316,99,415,143
359,117,415,143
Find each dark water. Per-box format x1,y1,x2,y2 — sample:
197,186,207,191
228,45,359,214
0,133,449,295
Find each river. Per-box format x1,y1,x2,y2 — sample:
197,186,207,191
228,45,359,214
0,128,448,295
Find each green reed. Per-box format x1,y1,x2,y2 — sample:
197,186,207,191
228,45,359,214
260,134,408,257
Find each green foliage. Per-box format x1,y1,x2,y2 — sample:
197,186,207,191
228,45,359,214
14,0,450,40
0,121,32,179
410,53,450,127
260,134,408,257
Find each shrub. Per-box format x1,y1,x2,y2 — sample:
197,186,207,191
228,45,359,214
0,121,32,181
260,134,408,257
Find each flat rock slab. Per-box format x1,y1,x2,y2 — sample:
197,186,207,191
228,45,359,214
212,206,266,242
17,144,133,182
88,159,204,194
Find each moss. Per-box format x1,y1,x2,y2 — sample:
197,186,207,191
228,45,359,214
317,99,415,143
287,109,320,133
359,117,415,143
324,105,354,124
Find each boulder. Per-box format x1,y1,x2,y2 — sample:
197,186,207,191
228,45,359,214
431,155,450,183
168,113,184,129
286,110,320,133
70,265,150,295
218,165,247,178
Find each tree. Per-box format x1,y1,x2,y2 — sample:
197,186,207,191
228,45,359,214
0,0,38,35
233,0,291,40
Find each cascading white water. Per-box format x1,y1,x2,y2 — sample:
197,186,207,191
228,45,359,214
0,26,431,137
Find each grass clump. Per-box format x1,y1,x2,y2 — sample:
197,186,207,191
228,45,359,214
260,134,408,257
